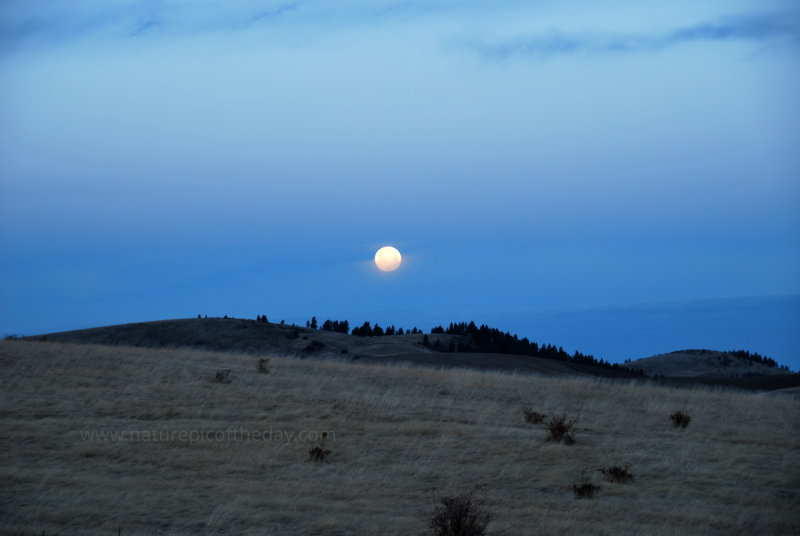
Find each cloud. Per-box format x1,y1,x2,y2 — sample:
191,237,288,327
0,1,305,50
473,12,800,59
249,3,299,24
129,17,160,37
2,2,798,61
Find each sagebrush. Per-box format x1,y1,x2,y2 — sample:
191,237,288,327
428,484,494,536
522,405,547,424
545,414,577,444
670,409,691,428
600,463,634,484
572,471,600,499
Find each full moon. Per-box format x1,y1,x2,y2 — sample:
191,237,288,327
374,246,402,272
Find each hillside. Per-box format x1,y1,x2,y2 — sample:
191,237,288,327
1,339,798,535
25,317,436,359
23,317,642,380
22,318,799,390
627,350,795,379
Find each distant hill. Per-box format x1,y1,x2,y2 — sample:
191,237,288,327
22,317,641,380
20,318,799,390
626,349,794,379
23,317,436,360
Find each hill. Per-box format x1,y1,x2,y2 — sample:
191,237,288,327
23,317,643,380
24,317,436,359
1,339,798,535
627,349,795,379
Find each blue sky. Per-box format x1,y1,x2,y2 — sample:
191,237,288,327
1,1,798,368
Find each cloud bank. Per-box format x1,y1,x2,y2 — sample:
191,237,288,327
2,2,798,59
473,12,800,59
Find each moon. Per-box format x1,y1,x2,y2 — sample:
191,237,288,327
374,246,402,272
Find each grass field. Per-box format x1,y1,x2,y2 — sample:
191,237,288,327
1,340,798,535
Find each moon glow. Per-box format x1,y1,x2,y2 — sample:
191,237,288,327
374,246,402,272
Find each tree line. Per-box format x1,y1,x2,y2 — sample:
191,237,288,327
349,322,421,336
428,321,638,374
252,314,788,374
727,349,788,370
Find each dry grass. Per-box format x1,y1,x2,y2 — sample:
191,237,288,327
0,340,798,535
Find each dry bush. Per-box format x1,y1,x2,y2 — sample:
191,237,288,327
522,405,546,424
308,432,331,462
572,470,600,499
257,358,270,373
670,409,691,428
213,369,231,383
428,484,494,536
599,463,634,484
545,414,577,444
305,340,325,352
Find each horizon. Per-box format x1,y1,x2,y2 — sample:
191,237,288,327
1,2,798,370
11,293,799,372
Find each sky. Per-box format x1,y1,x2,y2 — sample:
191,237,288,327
1,1,799,368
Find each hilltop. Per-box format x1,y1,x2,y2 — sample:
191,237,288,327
627,349,795,379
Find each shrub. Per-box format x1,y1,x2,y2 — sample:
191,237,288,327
572,470,600,499
305,340,325,352
522,406,546,424
428,484,494,536
545,414,577,444
213,369,231,383
670,409,691,429
257,358,270,373
308,432,331,462
599,463,634,483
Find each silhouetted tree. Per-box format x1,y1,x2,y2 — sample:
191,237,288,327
352,321,373,336
322,319,349,334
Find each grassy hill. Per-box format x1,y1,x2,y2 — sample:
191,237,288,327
1,339,798,535
21,317,644,380
627,350,795,379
